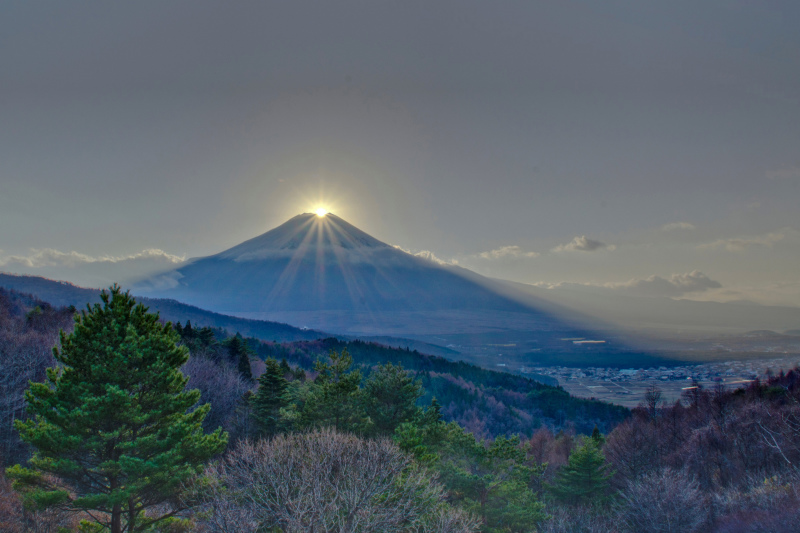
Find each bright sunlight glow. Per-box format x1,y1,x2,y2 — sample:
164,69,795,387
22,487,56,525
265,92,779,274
315,208,328,217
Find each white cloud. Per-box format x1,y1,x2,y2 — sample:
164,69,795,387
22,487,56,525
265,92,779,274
552,235,613,253
533,271,723,298
478,245,539,260
392,245,457,265
0,248,185,268
661,221,695,231
697,231,785,252
604,270,722,297
413,250,457,265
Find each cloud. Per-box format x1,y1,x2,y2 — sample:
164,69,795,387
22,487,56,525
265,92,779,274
0,248,187,288
552,235,613,253
478,245,539,260
392,245,457,265
697,231,785,252
534,271,722,298
413,250,457,265
0,248,185,268
604,270,722,297
661,221,695,231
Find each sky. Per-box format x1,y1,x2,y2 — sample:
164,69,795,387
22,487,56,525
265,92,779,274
2,1,800,306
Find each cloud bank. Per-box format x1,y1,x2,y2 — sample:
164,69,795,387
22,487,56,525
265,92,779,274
0,248,186,288
605,270,722,297
534,270,723,298
0,248,185,269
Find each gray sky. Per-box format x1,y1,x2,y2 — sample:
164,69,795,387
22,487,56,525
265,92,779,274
2,1,800,306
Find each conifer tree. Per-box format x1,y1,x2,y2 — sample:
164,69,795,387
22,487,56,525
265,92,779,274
251,358,291,437
301,349,363,432
226,334,253,381
8,286,228,533
547,438,614,505
279,358,292,377
591,425,605,445
362,362,423,435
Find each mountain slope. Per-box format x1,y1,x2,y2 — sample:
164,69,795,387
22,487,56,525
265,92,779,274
0,273,327,342
135,213,595,337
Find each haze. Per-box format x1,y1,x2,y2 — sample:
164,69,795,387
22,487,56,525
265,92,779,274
2,1,800,308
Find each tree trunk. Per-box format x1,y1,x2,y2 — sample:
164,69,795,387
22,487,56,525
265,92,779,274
128,498,136,533
111,504,122,533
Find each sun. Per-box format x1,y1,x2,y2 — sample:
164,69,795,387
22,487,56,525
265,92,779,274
315,208,328,217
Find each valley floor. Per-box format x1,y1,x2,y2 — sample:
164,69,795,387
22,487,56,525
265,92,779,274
522,355,800,407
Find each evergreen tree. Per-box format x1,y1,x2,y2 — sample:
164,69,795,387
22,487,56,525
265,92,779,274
428,427,548,531
362,362,423,435
7,286,228,533
252,358,291,437
547,438,614,505
226,334,253,381
279,358,292,377
591,425,605,445
301,349,363,432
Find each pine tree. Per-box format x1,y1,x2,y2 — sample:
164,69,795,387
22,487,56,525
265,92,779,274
279,358,292,377
226,334,253,381
252,358,291,437
591,425,605,445
8,286,228,533
362,362,423,435
547,438,614,505
301,349,363,432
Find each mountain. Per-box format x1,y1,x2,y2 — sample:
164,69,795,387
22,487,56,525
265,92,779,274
134,213,598,338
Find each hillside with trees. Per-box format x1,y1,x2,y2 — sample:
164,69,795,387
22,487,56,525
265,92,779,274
2,286,800,531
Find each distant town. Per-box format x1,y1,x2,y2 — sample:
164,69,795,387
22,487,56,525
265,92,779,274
520,356,800,408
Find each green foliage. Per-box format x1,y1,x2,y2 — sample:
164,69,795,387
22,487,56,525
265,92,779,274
441,432,547,532
300,349,364,432
590,425,605,445
251,358,291,437
251,337,629,436
362,362,424,435
8,286,228,533
225,334,253,381
546,438,614,505
397,417,547,532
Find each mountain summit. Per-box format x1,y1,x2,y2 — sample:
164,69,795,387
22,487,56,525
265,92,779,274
136,213,579,336
215,213,389,260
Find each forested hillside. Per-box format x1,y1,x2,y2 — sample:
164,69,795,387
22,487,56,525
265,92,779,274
250,337,627,436
3,287,800,532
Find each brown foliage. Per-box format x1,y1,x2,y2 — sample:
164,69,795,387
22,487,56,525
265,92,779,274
619,468,707,533
196,429,478,533
182,355,253,437
0,290,74,465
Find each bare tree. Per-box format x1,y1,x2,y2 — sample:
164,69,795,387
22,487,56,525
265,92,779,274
0,308,67,464
197,429,478,533
183,355,252,437
539,505,616,533
619,468,707,533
